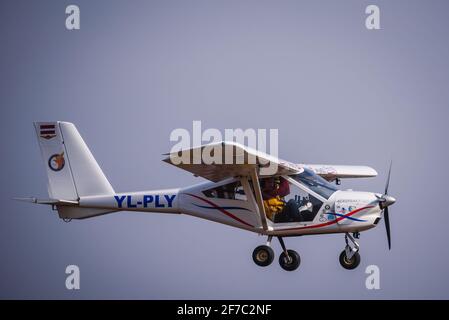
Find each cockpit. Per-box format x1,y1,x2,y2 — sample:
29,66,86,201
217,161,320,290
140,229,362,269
200,168,339,224
291,168,339,200
260,169,338,223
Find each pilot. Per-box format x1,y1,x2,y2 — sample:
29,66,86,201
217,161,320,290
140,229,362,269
261,177,290,221
221,183,235,200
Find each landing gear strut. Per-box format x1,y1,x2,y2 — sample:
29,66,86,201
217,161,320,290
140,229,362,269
339,233,361,270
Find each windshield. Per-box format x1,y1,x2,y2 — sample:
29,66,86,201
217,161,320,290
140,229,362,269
291,168,338,199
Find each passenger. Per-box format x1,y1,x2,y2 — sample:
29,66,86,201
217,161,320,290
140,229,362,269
261,177,290,221
275,177,290,197
222,182,237,199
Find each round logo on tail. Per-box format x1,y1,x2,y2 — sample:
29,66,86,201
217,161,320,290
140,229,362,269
48,152,65,171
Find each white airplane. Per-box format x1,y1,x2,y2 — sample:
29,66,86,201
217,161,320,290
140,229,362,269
16,122,396,271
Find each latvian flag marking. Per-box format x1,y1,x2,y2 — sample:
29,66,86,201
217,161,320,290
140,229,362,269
40,124,56,140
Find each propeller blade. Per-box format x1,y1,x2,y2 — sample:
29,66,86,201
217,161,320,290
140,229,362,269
384,207,391,250
385,161,392,195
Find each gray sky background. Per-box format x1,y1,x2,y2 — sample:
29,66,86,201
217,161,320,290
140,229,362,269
1,0,449,299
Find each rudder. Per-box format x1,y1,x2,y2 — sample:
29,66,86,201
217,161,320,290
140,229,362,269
34,121,114,201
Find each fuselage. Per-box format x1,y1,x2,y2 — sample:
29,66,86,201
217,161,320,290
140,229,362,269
77,176,384,237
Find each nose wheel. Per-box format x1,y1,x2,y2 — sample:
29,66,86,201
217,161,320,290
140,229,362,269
252,236,301,271
339,250,360,270
339,233,361,270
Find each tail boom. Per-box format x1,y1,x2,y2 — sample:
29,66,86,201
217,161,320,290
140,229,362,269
79,189,180,214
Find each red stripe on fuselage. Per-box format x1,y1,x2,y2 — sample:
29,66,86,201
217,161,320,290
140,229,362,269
276,205,375,231
185,193,254,228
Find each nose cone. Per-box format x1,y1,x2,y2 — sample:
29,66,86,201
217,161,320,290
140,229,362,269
380,195,396,209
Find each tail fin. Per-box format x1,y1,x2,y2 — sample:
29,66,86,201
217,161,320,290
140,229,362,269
34,121,115,200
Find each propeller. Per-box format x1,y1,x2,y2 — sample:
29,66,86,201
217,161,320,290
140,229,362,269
376,161,395,250
384,206,391,250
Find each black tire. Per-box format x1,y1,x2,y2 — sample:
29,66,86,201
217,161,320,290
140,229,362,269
279,250,300,271
339,250,361,270
252,245,275,267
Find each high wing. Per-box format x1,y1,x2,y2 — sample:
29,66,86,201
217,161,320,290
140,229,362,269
302,164,378,181
163,141,302,231
164,143,376,232
163,141,302,182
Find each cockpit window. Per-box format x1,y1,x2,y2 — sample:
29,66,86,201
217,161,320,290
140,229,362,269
291,168,338,199
203,181,247,201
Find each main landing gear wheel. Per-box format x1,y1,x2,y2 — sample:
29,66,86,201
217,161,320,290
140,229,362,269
277,236,300,271
279,250,300,271
252,245,275,267
339,250,361,270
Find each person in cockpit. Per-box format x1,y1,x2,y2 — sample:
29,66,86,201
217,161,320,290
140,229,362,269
261,176,290,221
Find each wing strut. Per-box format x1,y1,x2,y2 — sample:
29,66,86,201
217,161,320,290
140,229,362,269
249,168,268,231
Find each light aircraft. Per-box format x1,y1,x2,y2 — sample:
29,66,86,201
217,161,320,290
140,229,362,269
16,122,396,271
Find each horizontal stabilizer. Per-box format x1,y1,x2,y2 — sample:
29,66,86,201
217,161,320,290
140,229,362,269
13,197,117,219
13,197,79,205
